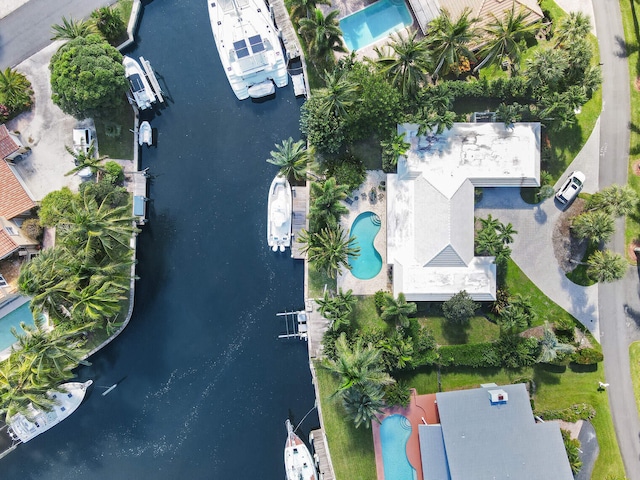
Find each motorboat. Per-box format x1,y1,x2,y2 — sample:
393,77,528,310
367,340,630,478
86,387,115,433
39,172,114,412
7,380,93,444
284,419,317,480
207,0,288,100
139,121,152,146
123,55,157,110
267,174,292,252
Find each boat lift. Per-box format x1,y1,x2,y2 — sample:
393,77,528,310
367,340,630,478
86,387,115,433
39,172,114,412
139,56,165,104
277,310,308,341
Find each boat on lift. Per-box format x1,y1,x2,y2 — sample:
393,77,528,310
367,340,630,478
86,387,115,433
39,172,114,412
267,174,292,252
284,419,317,480
123,55,157,110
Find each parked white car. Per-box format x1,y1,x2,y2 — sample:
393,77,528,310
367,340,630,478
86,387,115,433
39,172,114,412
556,171,586,206
72,127,94,156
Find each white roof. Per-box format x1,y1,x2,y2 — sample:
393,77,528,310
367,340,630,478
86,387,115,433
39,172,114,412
387,122,540,301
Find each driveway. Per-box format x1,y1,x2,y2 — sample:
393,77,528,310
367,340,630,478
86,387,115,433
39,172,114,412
476,118,601,339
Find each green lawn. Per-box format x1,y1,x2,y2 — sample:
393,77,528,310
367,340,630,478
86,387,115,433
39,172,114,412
308,263,337,298
566,242,598,286
315,365,377,480
620,0,640,262
420,315,500,345
94,98,134,160
629,341,640,418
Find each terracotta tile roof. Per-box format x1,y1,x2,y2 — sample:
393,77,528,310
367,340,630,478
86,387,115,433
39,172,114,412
0,160,35,219
0,228,18,260
0,125,19,160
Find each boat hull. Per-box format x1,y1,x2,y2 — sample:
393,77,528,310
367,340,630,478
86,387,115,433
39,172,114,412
139,121,153,146
284,419,317,480
267,174,292,252
123,56,157,110
7,380,93,443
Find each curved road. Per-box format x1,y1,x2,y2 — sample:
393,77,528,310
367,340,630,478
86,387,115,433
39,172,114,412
595,0,640,478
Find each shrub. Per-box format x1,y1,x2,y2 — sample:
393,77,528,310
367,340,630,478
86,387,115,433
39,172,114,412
497,335,539,368
20,218,43,242
79,180,129,207
572,347,604,365
103,160,124,185
374,290,387,313
323,153,366,192
536,403,596,422
442,290,478,325
91,6,127,44
384,380,411,408
39,187,76,226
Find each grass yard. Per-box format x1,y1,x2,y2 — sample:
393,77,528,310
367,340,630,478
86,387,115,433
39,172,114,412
308,263,337,298
620,0,640,262
629,341,640,417
94,98,134,160
315,365,377,480
420,315,500,345
566,242,598,286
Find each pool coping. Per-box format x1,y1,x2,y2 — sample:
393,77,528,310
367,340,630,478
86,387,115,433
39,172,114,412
0,295,32,360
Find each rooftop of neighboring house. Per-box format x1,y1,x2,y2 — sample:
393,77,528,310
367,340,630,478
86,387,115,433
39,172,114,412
0,159,35,220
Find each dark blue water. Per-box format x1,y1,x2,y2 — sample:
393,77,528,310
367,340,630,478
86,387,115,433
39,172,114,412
1,0,317,477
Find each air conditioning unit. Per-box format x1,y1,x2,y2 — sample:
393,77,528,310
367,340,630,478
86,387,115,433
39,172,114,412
488,389,508,405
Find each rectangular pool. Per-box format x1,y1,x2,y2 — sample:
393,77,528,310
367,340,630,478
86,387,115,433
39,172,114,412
0,298,36,352
339,0,413,52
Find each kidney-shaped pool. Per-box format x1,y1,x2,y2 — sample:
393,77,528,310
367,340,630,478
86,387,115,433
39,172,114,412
348,211,383,280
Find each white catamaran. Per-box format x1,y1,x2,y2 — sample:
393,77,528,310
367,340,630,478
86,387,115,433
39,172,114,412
7,380,93,444
207,0,288,100
284,419,317,480
267,174,292,252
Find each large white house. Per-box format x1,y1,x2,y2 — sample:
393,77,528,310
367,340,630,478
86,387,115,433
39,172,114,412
386,122,541,301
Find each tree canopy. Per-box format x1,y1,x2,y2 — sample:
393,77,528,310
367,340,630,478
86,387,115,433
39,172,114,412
50,33,128,118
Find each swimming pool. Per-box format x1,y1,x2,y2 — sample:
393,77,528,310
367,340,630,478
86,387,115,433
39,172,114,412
380,414,417,480
339,0,413,51
0,299,37,352
348,211,383,279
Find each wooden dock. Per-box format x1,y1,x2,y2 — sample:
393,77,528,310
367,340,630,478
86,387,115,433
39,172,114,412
270,0,301,60
131,168,149,225
291,185,308,260
310,428,335,480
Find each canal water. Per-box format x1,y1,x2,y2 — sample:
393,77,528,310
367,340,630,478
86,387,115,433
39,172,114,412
2,0,318,478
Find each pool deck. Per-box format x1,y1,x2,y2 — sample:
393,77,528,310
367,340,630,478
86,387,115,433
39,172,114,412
337,170,390,295
372,389,440,480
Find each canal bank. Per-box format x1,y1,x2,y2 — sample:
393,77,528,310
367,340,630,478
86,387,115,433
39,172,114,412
1,0,317,478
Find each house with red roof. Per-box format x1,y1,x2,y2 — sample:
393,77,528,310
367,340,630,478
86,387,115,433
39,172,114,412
0,159,38,261
0,125,28,161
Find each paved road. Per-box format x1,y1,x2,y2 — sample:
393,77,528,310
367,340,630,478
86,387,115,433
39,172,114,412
0,0,116,69
594,0,640,477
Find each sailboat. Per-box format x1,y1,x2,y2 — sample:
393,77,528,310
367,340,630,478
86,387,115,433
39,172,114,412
284,419,317,480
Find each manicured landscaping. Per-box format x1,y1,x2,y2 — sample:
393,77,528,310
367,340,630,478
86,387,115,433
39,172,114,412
420,315,500,345
94,99,135,160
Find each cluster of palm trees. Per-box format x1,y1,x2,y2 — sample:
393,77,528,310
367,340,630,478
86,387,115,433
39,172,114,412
0,188,137,420
51,8,126,44
570,184,638,283
474,214,517,270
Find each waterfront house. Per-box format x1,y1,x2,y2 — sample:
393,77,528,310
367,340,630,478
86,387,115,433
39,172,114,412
0,159,37,261
386,122,540,301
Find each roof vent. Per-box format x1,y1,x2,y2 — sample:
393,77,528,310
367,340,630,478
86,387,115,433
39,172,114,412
488,389,508,405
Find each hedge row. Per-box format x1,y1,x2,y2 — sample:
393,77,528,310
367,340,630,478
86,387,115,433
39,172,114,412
536,403,596,423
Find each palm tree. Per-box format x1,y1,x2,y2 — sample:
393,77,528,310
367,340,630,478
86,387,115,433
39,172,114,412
65,141,109,178
341,384,385,428
323,332,394,393
586,184,639,217
496,103,522,129
299,225,360,278
317,288,355,330
298,9,346,65
538,323,575,363
498,305,529,335
57,190,138,260
266,137,310,181
0,354,57,423
381,292,417,328
571,211,615,244
554,11,592,47
428,8,478,78
380,131,411,170
11,318,93,384
475,7,540,74
315,69,360,118
587,250,628,283
0,67,33,111
287,0,332,20
497,222,517,245
373,31,431,97
380,333,414,370
479,214,501,231
309,177,349,231
525,48,568,92
51,16,97,40
69,279,128,321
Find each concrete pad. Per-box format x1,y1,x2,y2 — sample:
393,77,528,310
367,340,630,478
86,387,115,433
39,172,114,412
7,41,81,201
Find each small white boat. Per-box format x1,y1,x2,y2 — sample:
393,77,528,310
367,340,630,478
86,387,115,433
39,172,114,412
7,380,93,444
138,121,152,146
123,55,157,110
267,174,292,252
291,73,306,98
284,419,317,480
207,0,288,100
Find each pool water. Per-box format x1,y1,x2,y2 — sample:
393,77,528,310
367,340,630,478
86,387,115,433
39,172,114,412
0,299,37,351
348,211,383,279
339,0,413,51
380,414,417,480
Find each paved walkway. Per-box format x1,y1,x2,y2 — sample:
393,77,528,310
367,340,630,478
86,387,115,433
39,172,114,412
476,118,601,339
